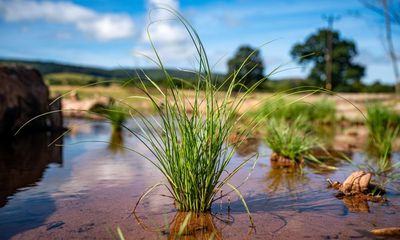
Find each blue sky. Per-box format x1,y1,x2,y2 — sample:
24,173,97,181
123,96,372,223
0,0,399,84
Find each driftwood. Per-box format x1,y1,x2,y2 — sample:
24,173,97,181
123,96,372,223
370,227,400,237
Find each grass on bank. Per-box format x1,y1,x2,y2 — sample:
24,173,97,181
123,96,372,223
356,104,400,190
366,103,400,157
45,72,111,86
251,97,336,124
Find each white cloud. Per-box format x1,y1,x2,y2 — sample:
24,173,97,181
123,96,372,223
0,0,135,41
76,14,134,41
142,0,186,45
134,0,195,67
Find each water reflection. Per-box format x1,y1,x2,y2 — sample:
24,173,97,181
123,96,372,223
265,167,309,194
0,132,63,207
0,132,63,239
108,130,125,153
1,118,399,239
340,196,370,213
168,212,222,240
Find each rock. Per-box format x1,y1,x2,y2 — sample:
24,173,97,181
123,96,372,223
339,171,371,195
328,171,386,212
49,94,63,130
0,65,62,136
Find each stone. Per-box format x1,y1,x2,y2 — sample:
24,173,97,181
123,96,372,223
0,65,62,136
339,171,372,194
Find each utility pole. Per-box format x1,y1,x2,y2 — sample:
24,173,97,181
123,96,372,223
323,15,340,91
382,0,400,95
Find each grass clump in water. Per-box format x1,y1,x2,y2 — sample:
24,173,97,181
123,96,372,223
366,103,400,157
103,104,128,132
265,117,316,164
131,9,267,224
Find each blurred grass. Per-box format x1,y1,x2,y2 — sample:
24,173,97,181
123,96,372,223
265,117,316,162
249,96,336,124
366,103,400,158
45,72,111,86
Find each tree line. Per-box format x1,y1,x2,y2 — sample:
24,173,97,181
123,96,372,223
226,28,394,93
227,0,399,93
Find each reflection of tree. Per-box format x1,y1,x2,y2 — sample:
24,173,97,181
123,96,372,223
265,167,309,194
108,130,124,153
0,132,63,207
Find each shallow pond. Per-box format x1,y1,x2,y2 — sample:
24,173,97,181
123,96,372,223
0,118,399,239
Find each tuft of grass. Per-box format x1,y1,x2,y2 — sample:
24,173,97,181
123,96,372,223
103,104,129,132
309,99,336,124
359,148,400,191
265,117,316,162
129,9,271,224
252,97,336,124
366,103,400,157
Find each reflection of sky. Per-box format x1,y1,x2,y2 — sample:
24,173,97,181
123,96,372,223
56,118,168,210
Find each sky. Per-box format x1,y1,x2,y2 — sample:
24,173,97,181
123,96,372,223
0,0,399,84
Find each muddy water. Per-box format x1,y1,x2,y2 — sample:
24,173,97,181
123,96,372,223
0,119,399,239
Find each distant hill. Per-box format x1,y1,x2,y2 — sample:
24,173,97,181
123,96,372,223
0,58,225,82
6,58,361,92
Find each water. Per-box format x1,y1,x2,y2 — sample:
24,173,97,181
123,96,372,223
0,119,399,239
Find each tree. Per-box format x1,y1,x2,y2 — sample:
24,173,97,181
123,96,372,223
362,0,400,94
291,29,365,90
227,45,264,88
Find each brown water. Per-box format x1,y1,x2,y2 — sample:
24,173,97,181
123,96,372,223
0,118,399,239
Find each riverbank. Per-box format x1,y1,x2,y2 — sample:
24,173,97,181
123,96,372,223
51,85,400,121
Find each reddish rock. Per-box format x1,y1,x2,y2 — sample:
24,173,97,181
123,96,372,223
0,65,61,136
